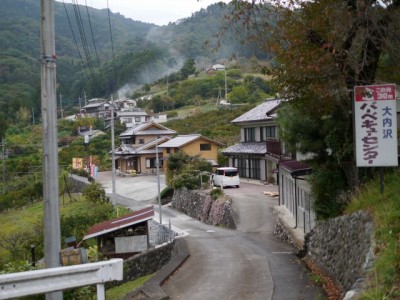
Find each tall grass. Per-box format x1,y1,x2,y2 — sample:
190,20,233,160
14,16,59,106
346,170,400,298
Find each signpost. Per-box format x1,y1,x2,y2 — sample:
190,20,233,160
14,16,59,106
354,84,398,192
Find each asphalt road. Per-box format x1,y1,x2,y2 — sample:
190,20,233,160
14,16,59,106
95,173,326,299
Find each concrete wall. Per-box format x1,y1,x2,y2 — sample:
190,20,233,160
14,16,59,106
305,210,375,293
172,188,236,229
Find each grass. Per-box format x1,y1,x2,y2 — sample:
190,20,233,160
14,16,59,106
0,194,128,264
104,274,154,300
345,169,400,298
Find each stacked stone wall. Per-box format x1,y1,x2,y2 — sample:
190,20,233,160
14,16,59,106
305,210,375,294
172,188,236,229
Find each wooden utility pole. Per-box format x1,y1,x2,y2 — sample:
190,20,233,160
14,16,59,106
40,0,62,299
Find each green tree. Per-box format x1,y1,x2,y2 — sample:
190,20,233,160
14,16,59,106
179,58,196,79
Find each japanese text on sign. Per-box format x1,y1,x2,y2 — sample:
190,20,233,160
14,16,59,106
354,84,398,167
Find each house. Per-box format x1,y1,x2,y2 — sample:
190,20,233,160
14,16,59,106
113,122,176,174
149,112,168,124
117,109,150,128
114,98,137,110
222,98,285,183
81,98,113,118
83,206,154,259
157,134,224,172
278,160,315,233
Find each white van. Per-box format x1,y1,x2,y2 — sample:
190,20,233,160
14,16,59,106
213,167,240,188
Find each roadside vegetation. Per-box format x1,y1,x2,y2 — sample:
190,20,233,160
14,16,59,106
345,170,400,299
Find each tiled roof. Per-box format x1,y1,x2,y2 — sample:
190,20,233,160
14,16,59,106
158,134,201,147
120,122,176,137
231,99,283,123
222,142,267,155
158,134,223,148
83,206,154,240
113,137,169,155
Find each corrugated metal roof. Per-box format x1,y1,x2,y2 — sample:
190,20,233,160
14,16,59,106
231,99,283,123
83,206,154,240
222,142,267,154
280,160,312,176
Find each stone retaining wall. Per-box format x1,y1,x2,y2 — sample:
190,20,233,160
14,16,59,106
305,210,375,294
172,188,236,229
109,240,175,287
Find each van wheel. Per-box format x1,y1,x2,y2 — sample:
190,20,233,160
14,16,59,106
236,185,240,188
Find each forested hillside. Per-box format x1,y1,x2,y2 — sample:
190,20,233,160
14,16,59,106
0,0,275,128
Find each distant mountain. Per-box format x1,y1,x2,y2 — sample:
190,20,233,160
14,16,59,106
0,0,274,122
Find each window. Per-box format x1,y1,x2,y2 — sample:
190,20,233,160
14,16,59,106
244,128,256,142
261,126,276,141
146,158,156,168
200,143,211,151
124,118,132,123
135,117,141,122
139,139,145,144
166,148,171,154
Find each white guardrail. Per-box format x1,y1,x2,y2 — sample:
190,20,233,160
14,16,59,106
0,259,123,300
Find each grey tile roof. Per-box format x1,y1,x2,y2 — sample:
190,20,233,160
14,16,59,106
231,98,283,124
222,142,267,155
120,122,176,137
157,134,201,148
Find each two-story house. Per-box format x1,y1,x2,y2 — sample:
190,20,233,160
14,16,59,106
157,134,223,172
113,122,176,174
117,109,150,128
82,98,112,118
222,98,284,183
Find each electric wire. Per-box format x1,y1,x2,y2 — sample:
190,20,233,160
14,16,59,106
84,0,107,90
107,0,119,96
62,0,90,80
71,0,98,85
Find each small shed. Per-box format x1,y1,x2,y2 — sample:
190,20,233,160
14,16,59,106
83,206,154,259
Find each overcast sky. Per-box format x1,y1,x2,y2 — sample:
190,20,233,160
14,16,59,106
58,0,230,26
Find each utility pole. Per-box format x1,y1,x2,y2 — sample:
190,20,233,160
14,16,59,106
111,94,117,215
59,93,63,119
2,138,5,195
40,1,62,299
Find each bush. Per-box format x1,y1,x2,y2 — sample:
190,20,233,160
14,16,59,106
82,182,109,203
210,188,223,200
311,161,349,219
160,186,174,199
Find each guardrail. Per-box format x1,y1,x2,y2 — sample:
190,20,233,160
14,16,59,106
0,259,123,300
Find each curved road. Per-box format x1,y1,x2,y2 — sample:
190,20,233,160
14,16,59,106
95,173,325,299
162,182,325,300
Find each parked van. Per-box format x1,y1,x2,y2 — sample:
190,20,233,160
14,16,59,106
213,167,240,188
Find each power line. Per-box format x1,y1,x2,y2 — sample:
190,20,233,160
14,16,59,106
107,0,118,95
62,0,90,80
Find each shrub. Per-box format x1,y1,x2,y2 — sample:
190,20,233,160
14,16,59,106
82,182,109,203
210,188,223,200
311,161,348,219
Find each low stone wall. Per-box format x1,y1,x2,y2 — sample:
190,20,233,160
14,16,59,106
67,174,90,193
305,210,375,294
172,188,236,229
120,240,175,284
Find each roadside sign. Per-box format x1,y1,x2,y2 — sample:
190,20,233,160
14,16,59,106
354,84,398,167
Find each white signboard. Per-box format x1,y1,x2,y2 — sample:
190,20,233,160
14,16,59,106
354,84,398,167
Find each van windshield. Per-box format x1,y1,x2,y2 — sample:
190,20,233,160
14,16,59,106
225,170,238,177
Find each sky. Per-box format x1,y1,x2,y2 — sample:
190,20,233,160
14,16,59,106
58,0,230,26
